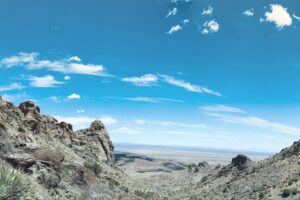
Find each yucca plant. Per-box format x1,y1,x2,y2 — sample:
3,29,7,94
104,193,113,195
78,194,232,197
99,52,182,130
0,163,32,199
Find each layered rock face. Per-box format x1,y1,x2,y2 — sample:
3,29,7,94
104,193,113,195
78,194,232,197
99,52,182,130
0,98,114,163
0,98,133,200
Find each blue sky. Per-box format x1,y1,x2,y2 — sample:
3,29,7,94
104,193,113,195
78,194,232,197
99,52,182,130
1,0,300,152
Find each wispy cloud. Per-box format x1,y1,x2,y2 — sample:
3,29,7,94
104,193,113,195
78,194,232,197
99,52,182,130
29,75,64,88
159,74,222,96
0,83,24,92
167,24,182,34
67,56,81,62
166,7,177,18
265,4,292,29
202,6,213,15
293,14,300,21
207,112,300,136
0,52,107,76
111,126,142,135
0,52,37,67
200,105,246,113
124,96,184,103
202,20,219,34
202,105,300,136
121,74,158,86
67,93,81,100
243,9,254,17
1,92,29,102
134,119,207,129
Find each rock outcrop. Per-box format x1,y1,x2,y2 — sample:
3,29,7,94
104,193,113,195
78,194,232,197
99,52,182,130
0,98,137,199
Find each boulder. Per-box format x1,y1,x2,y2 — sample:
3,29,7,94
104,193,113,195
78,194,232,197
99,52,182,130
3,153,36,172
19,101,40,115
32,161,61,188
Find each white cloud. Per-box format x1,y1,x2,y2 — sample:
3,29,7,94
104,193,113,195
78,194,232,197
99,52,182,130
55,116,93,130
49,96,61,103
259,18,265,23
76,109,85,113
206,112,300,136
243,9,254,16
1,92,28,102
200,105,246,113
163,130,207,137
134,119,207,129
100,115,117,125
124,97,184,103
1,52,107,76
202,105,300,136
167,24,182,34
0,83,24,92
29,75,64,88
202,20,219,34
159,74,222,96
64,76,71,80
122,74,158,86
111,126,141,135
265,4,292,29
0,52,37,67
183,19,190,25
55,115,117,130
67,93,81,100
202,6,213,15
67,56,81,62
166,7,177,18
293,14,300,20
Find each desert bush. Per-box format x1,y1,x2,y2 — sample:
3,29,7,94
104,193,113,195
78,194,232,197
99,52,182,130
258,192,264,199
134,190,156,199
34,148,64,171
282,189,291,198
0,162,32,199
84,161,103,176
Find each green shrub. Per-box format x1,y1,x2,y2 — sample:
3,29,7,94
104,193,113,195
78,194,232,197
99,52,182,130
282,189,291,198
84,161,103,176
134,190,156,200
0,163,32,199
258,192,264,199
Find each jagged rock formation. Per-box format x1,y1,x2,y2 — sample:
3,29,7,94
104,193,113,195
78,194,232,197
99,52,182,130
0,98,138,199
188,161,210,173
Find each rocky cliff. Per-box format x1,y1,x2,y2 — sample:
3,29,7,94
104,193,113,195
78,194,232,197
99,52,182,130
0,97,138,200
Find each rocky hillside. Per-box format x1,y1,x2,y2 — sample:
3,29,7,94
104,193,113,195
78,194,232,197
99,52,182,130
0,97,139,200
183,142,300,200
1,97,300,200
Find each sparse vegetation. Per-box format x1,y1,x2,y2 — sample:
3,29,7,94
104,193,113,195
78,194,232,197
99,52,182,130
134,190,157,200
0,162,32,199
34,148,64,171
258,192,264,199
84,161,103,176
